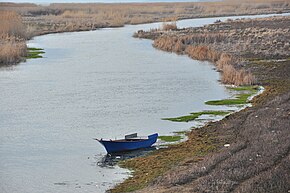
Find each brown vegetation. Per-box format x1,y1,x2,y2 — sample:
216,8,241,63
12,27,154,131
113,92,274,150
0,11,28,66
1,0,290,36
111,15,290,193
133,59,290,193
0,41,27,65
0,10,27,38
138,16,290,86
161,21,178,31
152,38,255,85
0,0,289,66
0,1,289,192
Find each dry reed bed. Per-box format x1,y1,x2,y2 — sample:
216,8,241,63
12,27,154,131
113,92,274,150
136,16,290,86
0,0,289,65
144,16,290,58
110,15,290,193
1,0,290,36
153,36,255,85
0,10,28,66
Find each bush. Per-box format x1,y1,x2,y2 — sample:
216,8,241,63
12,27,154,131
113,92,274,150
162,22,177,31
0,42,27,65
0,11,28,65
0,10,27,39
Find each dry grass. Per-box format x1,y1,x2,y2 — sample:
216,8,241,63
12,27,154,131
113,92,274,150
185,45,220,62
0,42,27,65
117,79,290,193
161,21,178,31
0,10,28,66
0,10,27,39
115,15,290,193
0,0,289,36
152,40,256,85
145,16,290,85
0,0,289,65
216,53,255,86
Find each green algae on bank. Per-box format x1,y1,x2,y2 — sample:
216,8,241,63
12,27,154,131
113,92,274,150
162,111,229,122
27,47,45,59
205,86,259,105
205,93,252,105
112,86,262,193
158,135,183,142
228,85,259,92
112,126,220,193
173,130,188,135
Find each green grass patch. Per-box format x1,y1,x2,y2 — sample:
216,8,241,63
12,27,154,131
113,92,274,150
205,93,252,105
228,85,259,93
162,111,229,122
173,131,188,135
28,47,44,51
205,86,259,106
158,135,182,142
112,127,221,193
27,47,45,59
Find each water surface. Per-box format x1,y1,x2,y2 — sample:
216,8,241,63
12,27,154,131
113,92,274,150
0,13,287,193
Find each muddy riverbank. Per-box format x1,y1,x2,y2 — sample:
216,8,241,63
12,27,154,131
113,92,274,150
111,15,290,193
1,0,290,66
1,2,290,192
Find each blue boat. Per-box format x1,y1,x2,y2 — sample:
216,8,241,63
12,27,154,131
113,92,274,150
95,133,158,154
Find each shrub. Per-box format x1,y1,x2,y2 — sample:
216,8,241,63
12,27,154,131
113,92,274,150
0,10,27,39
0,11,28,65
162,22,177,31
0,42,27,65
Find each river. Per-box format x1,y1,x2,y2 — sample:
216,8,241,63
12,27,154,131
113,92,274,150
0,13,287,193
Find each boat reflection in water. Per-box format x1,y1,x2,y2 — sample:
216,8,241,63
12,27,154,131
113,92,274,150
97,146,157,168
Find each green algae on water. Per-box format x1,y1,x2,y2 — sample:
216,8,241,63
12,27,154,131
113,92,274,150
205,93,252,105
162,111,229,122
205,86,259,105
228,85,259,93
173,131,188,135
27,47,45,59
158,135,182,142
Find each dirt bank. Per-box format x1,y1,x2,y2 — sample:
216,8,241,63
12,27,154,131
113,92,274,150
1,1,290,66
1,0,289,36
111,16,290,193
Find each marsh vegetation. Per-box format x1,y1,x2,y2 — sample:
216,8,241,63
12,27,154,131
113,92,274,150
112,15,290,193
1,2,290,193
1,0,289,66
162,111,229,122
27,47,45,59
0,11,28,66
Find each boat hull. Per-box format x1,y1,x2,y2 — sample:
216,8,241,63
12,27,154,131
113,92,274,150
98,133,158,153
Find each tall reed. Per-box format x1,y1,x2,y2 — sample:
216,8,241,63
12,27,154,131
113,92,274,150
0,10,27,39
0,42,27,65
154,38,255,86
0,11,28,65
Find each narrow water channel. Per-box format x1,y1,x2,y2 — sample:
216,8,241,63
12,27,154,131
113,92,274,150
0,13,287,193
